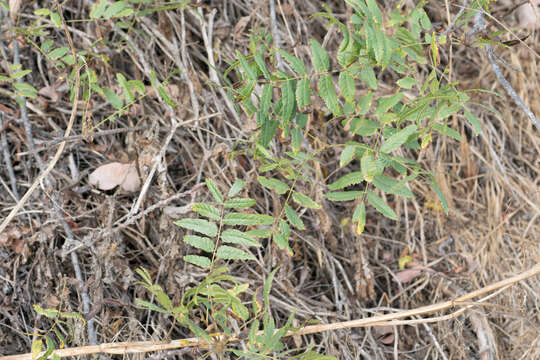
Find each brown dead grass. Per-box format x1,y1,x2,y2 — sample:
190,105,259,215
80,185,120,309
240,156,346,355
0,1,539,359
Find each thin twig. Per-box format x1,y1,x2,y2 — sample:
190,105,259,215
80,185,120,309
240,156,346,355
4,261,539,359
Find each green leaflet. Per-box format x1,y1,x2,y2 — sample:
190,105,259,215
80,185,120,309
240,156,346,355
372,175,414,198
380,124,417,153
359,66,378,90
361,153,383,182
353,202,366,235
221,229,260,247
236,50,257,80
277,49,307,75
224,198,256,209
223,213,274,226
260,84,273,119
318,75,340,115
284,205,305,230
464,110,482,135
183,235,214,253
328,171,364,190
292,192,321,209
429,179,449,215
216,245,255,261
366,190,397,220
254,51,271,79
296,77,311,108
257,176,289,194
339,145,356,168
433,123,462,141
174,218,218,237
228,179,246,197
310,39,330,72
205,178,224,204
192,203,220,221
338,71,355,103
282,79,295,122
183,255,211,269
324,191,364,201
374,93,403,116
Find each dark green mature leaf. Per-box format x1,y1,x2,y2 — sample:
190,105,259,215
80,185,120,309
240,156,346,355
217,245,255,261
282,79,295,122
310,39,330,72
318,75,340,115
284,205,305,230
174,218,218,237
260,84,272,119
367,191,397,220
380,124,417,153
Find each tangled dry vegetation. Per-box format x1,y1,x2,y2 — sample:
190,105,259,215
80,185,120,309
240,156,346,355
1,0,539,359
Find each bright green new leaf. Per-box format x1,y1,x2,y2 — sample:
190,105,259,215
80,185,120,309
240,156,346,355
191,203,220,221
258,176,289,194
367,191,397,220
183,235,214,253
217,245,255,261
205,178,224,204
310,39,329,72
325,191,364,201
328,171,364,190
183,255,211,269
50,12,62,28
224,198,256,209
174,218,218,237
292,192,321,209
380,124,417,153
284,205,305,230
221,229,259,247
318,75,340,115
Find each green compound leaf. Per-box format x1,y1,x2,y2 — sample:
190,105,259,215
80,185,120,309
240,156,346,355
192,203,220,221
380,124,417,153
325,191,364,201
318,75,340,115
328,171,364,190
221,229,260,247
205,178,224,204
310,39,329,72
224,198,256,209
277,49,307,75
183,235,214,253
183,255,211,269
296,77,311,108
367,191,397,220
284,205,305,230
217,245,255,261
292,192,321,209
257,176,289,194
174,218,218,237
223,213,274,226
338,70,355,103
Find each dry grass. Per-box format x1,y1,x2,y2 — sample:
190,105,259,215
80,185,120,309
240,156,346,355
0,1,539,359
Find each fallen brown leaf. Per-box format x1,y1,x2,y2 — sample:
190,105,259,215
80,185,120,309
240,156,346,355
88,161,141,192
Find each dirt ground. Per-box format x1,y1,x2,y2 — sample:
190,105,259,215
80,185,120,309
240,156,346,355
1,1,539,359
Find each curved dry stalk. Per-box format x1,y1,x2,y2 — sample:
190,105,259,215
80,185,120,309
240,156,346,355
3,262,539,360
